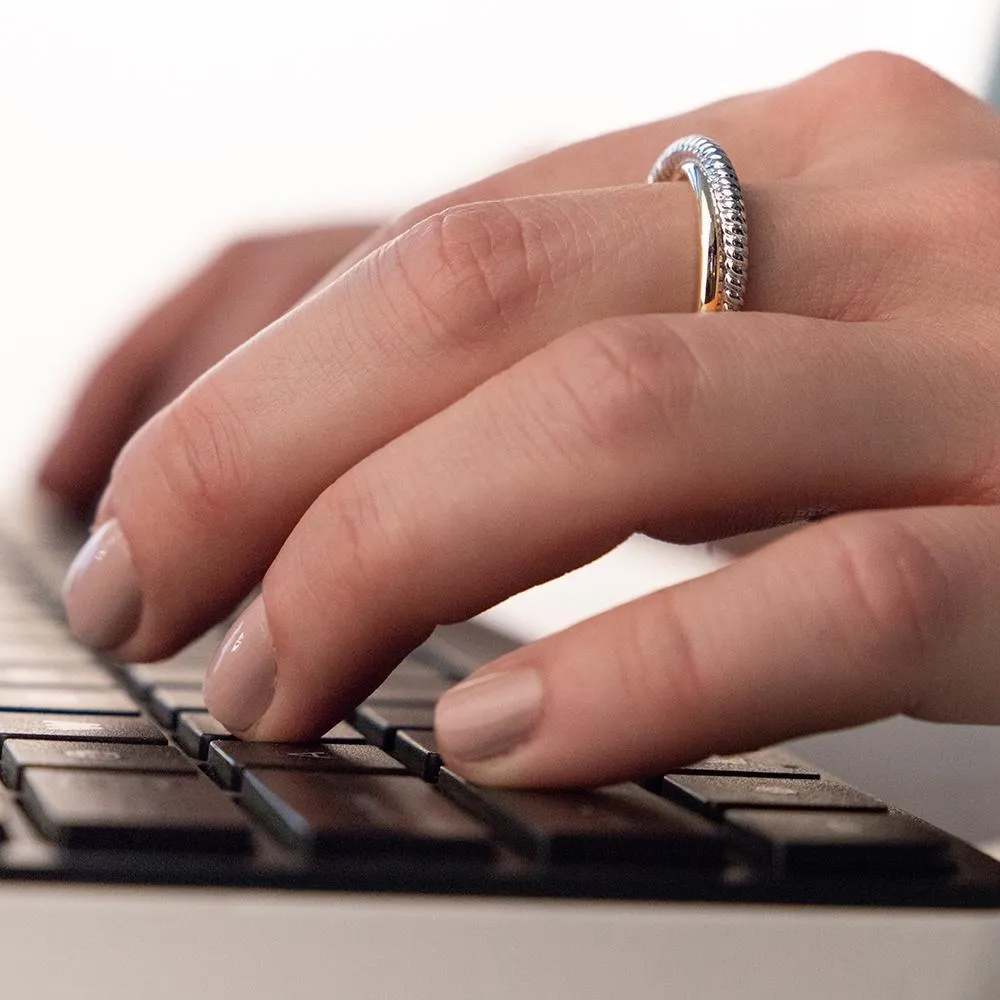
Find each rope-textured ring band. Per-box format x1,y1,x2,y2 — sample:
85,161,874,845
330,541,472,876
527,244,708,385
647,135,748,312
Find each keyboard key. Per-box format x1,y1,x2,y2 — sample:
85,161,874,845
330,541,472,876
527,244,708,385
726,809,951,874
0,712,165,744
352,704,435,750
242,769,490,858
658,774,886,815
175,712,229,758
438,771,723,865
2,740,195,789
0,665,115,688
667,749,821,779
0,687,138,715
0,642,97,666
122,663,204,696
394,729,443,781
323,721,365,742
392,658,450,681
148,686,207,727
411,621,519,677
176,714,361,762
368,675,451,705
207,741,406,790
21,770,252,852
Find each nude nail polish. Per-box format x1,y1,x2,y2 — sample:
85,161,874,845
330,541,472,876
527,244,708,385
204,599,277,734
62,518,142,651
435,669,543,762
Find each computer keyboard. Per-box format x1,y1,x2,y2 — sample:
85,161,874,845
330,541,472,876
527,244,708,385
1,515,1000,913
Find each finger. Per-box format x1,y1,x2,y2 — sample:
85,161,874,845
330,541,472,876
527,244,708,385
63,56,991,656
55,54,915,517
435,503,1000,787
200,308,998,740
134,226,377,420
39,226,376,516
72,144,984,661
65,182,702,655
37,249,229,516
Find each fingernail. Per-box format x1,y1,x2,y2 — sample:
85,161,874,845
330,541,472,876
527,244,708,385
435,669,543,762
62,518,142,650
204,600,277,733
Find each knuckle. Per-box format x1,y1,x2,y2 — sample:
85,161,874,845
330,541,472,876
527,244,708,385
389,174,508,240
214,234,266,268
820,516,953,694
549,318,701,458
304,474,406,611
389,192,462,241
612,600,709,734
818,50,952,111
147,387,252,526
383,199,559,353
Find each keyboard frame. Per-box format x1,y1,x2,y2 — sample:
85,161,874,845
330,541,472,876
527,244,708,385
2,881,1000,1000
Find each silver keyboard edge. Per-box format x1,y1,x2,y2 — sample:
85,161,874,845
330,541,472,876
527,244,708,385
0,882,998,999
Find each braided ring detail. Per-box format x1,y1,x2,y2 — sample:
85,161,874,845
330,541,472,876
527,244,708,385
647,135,748,312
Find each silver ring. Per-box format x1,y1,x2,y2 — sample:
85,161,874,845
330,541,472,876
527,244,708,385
647,135,748,312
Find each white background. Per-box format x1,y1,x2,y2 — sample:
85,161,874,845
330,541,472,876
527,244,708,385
3,1,1000,841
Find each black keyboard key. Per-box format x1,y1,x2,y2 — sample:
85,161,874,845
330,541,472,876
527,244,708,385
0,665,115,688
726,809,951,874
323,721,365,742
148,686,207,727
438,771,723,865
0,712,165,744
207,741,406,790
0,687,138,715
242,769,490,858
352,704,435,750
2,740,195,789
175,711,229,758
122,663,204,696
392,659,452,684
658,774,886,815
21,770,252,852
668,749,821,779
394,729,443,781
411,621,519,677
172,712,354,759
368,672,452,705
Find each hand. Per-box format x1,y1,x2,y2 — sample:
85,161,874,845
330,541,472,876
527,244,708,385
40,223,378,516
59,52,1000,787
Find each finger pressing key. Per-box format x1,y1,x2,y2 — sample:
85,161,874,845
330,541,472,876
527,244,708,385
200,306,996,743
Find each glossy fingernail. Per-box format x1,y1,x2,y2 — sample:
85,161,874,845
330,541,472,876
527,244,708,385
435,669,543,762
204,599,277,734
62,518,142,650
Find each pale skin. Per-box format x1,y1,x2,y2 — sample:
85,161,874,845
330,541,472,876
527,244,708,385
45,52,1000,787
